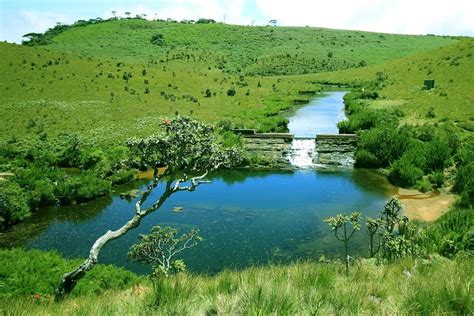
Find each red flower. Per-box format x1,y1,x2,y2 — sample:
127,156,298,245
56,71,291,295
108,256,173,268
34,294,41,299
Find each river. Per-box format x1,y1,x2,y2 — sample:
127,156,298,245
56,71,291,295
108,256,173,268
0,91,395,275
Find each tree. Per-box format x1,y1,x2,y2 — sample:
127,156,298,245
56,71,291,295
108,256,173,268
268,19,277,27
324,212,361,273
111,11,117,18
124,12,131,18
128,226,201,278
366,217,383,258
55,116,241,300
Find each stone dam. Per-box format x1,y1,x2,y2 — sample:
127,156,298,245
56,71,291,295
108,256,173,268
235,130,357,168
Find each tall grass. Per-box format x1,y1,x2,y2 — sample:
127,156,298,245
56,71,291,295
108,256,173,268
2,254,472,315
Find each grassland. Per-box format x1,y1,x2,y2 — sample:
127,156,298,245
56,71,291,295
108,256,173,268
0,42,315,144
1,248,472,315
44,19,457,75
0,18,462,144
302,38,474,126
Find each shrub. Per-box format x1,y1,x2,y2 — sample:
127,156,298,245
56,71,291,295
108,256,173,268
0,181,30,230
428,172,445,189
416,177,432,193
424,139,451,172
422,209,474,258
453,162,474,208
356,126,412,168
389,154,424,187
151,33,165,46
354,149,379,167
227,87,236,96
0,248,139,298
109,169,136,185
55,174,111,204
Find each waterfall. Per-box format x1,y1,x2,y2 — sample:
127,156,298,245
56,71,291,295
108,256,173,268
287,138,317,168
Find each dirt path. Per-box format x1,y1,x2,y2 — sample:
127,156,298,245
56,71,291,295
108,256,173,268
395,188,454,221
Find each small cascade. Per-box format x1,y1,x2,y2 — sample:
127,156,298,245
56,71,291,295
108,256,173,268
287,138,317,168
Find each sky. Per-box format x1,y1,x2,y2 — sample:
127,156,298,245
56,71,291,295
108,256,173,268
0,0,473,43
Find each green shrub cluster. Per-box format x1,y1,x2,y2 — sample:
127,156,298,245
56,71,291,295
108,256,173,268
341,90,461,190
0,248,140,298
453,140,474,208
421,209,474,258
0,181,30,230
0,134,136,230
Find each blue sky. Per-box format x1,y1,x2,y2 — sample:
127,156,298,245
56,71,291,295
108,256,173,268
1,0,473,43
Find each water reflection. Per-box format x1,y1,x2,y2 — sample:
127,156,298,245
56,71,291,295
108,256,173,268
1,169,393,275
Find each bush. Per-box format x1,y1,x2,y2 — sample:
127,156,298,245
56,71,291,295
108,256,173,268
0,181,30,230
428,172,445,189
354,149,380,167
422,209,474,258
150,33,164,46
55,174,111,204
0,248,140,298
416,177,432,193
356,126,412,168
389,155,424,187
109,169,136,185
453,162,474,208
226,87,236,96
424,139,451,172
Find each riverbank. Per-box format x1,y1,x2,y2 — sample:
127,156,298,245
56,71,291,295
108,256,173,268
396,188,455,221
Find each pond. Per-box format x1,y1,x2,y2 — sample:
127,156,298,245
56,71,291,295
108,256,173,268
0,91,396,275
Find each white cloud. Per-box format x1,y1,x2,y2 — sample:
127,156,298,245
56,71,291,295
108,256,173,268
255,0,474,35
1,0,472,43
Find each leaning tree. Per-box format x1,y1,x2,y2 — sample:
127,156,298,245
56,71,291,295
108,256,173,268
55,116,241,300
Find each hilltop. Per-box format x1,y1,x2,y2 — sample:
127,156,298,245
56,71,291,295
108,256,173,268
35,18,456,75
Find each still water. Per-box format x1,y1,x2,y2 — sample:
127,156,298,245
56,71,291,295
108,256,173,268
0,91,395,275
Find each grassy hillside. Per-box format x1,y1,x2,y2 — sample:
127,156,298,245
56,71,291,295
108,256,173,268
0,19,461,144
43,19,457,75
302,39,474,125
0,42,320,144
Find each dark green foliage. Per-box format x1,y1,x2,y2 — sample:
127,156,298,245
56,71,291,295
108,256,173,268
424,139,451,172
355,126,411,168
0,248,139,298
227,86,236,96
55,173,111,204
0,136,133,219
453,140,474,208
388,146,426,187
422,209,474,258
150,33,165,46
0,181,30,230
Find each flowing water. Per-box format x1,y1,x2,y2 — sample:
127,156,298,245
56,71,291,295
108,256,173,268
0,91,395,275
287,139,317,168
286,91,347,168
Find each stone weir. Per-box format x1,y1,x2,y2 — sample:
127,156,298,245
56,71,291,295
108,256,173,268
234,129,357,168
235,129,294,168
315,134,357,166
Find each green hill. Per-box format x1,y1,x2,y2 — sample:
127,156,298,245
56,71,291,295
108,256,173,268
0,19,462,143
301,39,474,125
40,19,456,75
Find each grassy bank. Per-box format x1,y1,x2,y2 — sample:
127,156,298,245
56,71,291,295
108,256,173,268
1,248,472,315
